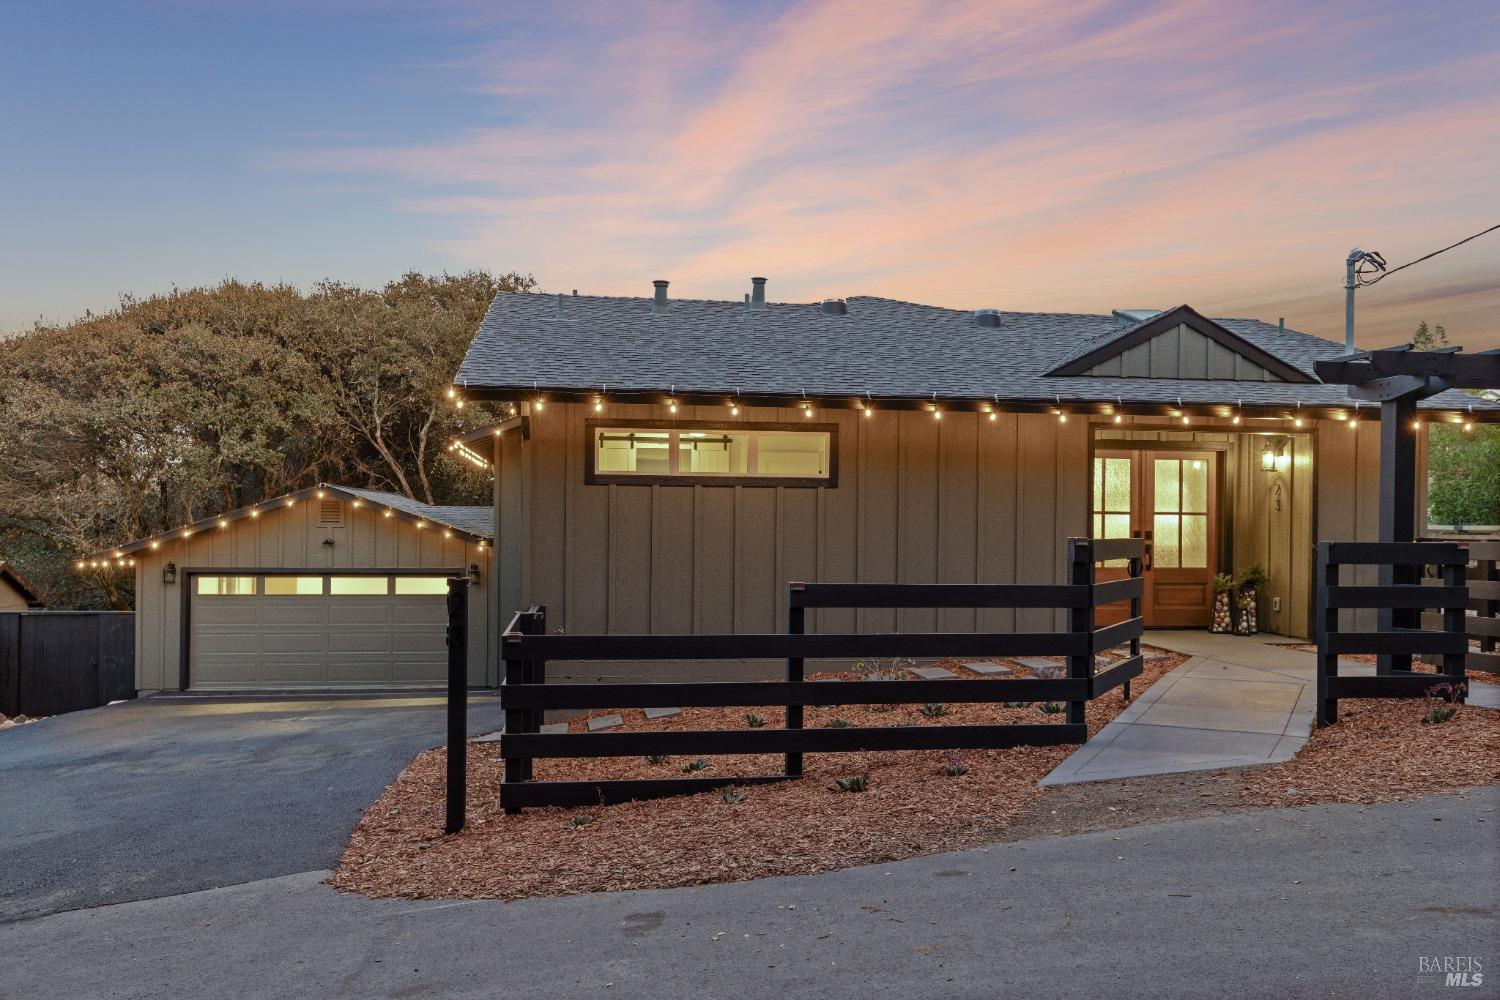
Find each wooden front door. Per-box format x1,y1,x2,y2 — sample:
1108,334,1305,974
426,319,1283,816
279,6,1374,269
1093,450,1218,627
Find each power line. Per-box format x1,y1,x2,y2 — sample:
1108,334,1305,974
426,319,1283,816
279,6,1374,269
1357,223,1500,286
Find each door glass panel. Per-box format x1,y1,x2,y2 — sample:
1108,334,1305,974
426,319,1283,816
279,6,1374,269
1104,514,1131,539
1181,514,1208,568
1153,514,1181,568
1103,458,1131,511
1182,459,1209,513
1153,459,1179,512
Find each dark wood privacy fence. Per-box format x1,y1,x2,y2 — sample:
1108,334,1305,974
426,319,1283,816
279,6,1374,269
1420,539,1499,676
1314,541,1469,725
0,612,135,718
491,536,1144,813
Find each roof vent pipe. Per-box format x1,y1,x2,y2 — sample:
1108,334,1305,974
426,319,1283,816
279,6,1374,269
820,298,847,316
974,309,1001,328
652,279,669,314
749,277,767,311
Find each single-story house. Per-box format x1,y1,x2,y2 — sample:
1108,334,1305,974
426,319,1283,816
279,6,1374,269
451,280,1498,681
0,561,46,611
81,485,492,693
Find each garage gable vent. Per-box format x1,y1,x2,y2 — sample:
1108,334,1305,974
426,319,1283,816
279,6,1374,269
318,498,344,526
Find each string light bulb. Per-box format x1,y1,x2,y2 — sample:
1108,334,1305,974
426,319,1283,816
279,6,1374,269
1412,419,1422,431
594,397,604,413
219,519,228,530
533,398,544,412
150,541,160,550
384,509,394,518
863,406,873,418
988,410,998,422
668,398,678,414
730,401,740,416
933,409,942,421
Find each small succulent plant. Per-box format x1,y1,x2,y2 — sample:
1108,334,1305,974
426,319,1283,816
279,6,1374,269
826,718,852,728
1004,701,1028,709
920,702,950,718
1421,682,1467,725
745,713,767,728
941,751,968,776
721,789,748,804
683,757,710,773
829,774,870,793
645,754,669,765
562,815,595,829
1038,702,1066,715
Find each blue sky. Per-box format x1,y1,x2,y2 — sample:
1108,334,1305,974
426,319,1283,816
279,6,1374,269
3,1,1497,348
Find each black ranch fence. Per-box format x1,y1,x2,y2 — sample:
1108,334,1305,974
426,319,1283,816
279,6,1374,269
0,612,136,718
490,537,1144,814
1314,541,1469,725
1420,539,1499,677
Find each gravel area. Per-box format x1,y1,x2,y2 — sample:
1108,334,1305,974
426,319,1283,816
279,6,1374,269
330,651,1186,901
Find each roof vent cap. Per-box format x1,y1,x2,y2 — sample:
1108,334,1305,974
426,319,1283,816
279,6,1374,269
820,298,848,317
974,309,1001,328
652,279,669,314
749,276,768,311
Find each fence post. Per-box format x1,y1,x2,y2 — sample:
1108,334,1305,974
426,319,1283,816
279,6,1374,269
1315,543,1338,726
444,576,470,835
524,605,546,781
786,583,805,778
1126,531,1143,701
500,605,544,814
1066,539,1093,726
1442,551,1468,697
1479,544,1497,662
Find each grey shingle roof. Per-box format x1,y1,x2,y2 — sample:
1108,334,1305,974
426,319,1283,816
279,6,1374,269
455,292,1494,412
333,487,492,539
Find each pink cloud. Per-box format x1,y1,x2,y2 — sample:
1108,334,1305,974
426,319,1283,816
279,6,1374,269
280,0,1500,347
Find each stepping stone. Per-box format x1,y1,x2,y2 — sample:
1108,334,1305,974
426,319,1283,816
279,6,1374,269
964,661,1013,676
1095,652,1119,664
644,707,681,720
1015,657,1066,678
910,666,957,680
540,722,570,735
586,714,623,731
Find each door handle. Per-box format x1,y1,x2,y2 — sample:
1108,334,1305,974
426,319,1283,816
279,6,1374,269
1141,531,1154,572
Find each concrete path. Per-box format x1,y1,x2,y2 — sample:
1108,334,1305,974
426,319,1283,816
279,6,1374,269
1043,632,1374,785
0,693,502,923
1,789,1494,1000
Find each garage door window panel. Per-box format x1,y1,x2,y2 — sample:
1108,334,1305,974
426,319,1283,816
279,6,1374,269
393,576,450,596
264,576,325,596
196,576,257,596
330,576,391,596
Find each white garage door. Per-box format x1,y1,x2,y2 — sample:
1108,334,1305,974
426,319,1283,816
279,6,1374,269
189,573,451,689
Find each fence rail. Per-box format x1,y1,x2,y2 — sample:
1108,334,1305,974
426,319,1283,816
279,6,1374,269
491,536,1145,814
1419,539,1499,676
1315,540,1469,725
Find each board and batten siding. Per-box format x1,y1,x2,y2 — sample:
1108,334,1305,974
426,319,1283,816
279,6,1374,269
132,499,491,692
1083,324,1278,381
0,580,31,613
494,402,1089,681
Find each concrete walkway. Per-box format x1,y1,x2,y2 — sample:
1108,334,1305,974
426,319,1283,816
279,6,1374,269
1042,631,1370,786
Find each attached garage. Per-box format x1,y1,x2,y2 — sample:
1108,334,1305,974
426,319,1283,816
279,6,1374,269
82,484,494,693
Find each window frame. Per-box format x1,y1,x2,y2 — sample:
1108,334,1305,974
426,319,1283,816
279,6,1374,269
584,418,839,488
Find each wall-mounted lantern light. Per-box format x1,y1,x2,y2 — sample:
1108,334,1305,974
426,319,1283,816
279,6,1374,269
163,562,177,585
467,563,482,585
1260,437,1287,472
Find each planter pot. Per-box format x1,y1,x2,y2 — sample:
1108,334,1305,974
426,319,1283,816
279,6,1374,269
1210,591,1233,633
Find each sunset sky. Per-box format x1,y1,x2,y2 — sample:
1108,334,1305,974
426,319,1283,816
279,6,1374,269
4,0,1497,348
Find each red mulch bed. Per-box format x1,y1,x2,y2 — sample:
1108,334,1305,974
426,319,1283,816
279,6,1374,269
1277,642,1497,685
1243,695,1500,806
330,650,1186,901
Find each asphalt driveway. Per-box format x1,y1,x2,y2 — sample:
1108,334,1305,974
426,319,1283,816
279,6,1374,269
0,694,501,923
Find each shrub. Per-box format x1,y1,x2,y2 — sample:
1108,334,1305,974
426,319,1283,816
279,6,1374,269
721,789,748,804
1004,701,1028,709
745,713,767,728
645,754,669,765
683,757,710,773
1421,682,1467,725
1038,702,1065,715
921,702,950,718
830,774,870,793
826,718,852,728
941,751,968,776
562,815,595,829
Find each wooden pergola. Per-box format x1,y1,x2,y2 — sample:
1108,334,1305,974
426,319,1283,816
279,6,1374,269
1314,345,1500,677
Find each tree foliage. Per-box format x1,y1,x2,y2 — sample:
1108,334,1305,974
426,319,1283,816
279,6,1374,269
0,271,533,608
1408,320,1500,526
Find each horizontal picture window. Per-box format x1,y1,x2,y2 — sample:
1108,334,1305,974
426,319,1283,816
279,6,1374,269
196,576,257,596
393,576,450,596
588,420,836,487
263,576,324,596
329,576,390,596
